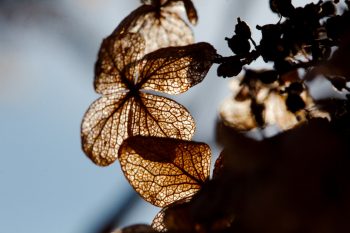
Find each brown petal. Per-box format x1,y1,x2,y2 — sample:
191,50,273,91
113,2,194,54
81,92,195,166
131,92,195,140
118,136,211,207
135,42,217,94
81,93,131,166
94,33,146,95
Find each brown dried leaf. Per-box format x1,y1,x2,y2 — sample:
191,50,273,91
94,33,146,95
81,93,130,166
82,33,215,166
113,0,195,54
134,42,217,94
81,93,194,166
118,136,211,207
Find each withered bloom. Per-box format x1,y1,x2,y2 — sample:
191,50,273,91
81,33,216,166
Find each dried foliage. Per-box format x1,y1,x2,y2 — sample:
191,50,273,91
113,0,198,54
220,70,330,131
118,136,211,207
81,33,216,166
215,0,350,133
79,1,350,233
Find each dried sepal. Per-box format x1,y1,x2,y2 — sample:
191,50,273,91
81,93,195,166
113,0,196,54
135,42,217,94
94,33,146,95
118,136,211,207
82,33,215,166
81,93,130,166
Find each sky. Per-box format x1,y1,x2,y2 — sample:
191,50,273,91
0,1,318,233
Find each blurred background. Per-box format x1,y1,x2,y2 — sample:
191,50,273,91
0,0,318,232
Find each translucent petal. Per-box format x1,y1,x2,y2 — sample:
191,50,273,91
118,136,211,207
81,92,131,166
94,33,146,94
130,92,196,139
112,5,154,37
135,42,217,94
81,92,195,166
130,10,193,54
113,2,194,54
